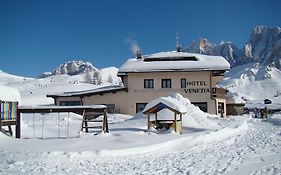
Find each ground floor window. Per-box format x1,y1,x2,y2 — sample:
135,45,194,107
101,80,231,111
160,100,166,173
192,102,208,112
60,101,81,106
136,103,148,113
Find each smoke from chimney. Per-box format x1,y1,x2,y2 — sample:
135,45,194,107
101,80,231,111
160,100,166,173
125,37,142,59
176,32,182,52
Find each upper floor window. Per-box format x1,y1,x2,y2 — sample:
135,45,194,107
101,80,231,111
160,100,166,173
161,79,171,88
144,79,154,89
181,78,186,88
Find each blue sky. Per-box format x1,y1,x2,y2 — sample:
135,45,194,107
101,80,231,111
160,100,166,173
1,0,281,77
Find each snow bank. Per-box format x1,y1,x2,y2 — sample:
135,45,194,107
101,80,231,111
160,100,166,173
267,112,281,126
98,120,248,156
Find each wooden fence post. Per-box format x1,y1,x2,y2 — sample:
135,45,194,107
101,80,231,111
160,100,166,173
103,109,109,133
147,113,150,130
16,102,20,138
0,100,2,130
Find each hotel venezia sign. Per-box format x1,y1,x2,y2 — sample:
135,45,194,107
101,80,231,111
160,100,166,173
183,80,213,94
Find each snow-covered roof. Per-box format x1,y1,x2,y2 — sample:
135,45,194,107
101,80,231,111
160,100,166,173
119,51,230,73
245,100,281,110
226,95,246,104
47,86,126,97
19,105,106,110
18,105,107,113
0,85,21,102
143,96,187,114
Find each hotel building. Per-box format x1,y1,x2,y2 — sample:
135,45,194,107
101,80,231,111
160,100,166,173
48,50,230,117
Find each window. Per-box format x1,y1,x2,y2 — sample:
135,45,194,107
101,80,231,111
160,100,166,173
181,78,186,88
144,79,154,89
161,79,171,88
136,103,147,113
192,102,208,112
60,101,81,106
144,56,198,62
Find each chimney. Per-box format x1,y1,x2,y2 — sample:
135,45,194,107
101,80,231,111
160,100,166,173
176,44,181,52
136,50,142,60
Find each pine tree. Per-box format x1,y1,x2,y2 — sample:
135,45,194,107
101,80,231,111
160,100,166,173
93,71,102,85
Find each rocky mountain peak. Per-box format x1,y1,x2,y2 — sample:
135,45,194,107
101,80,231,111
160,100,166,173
185,38,215,55
39,60,99,78
249,26,281,65
184,38,241,67
52,60,98,76
183,26,281,70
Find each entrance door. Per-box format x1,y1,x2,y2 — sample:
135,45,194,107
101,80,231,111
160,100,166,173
218,102,225,118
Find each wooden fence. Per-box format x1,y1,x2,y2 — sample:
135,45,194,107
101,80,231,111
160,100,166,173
0,100,19,136
1,103,109,138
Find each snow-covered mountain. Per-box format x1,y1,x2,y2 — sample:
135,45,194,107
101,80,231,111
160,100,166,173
182,25,281,104
0,65,122,105
40,60,122,86
213,26,281,103
184,38,245,67
184,26,281,69
249,26,281,68
219,63,281,104
40,60,99,77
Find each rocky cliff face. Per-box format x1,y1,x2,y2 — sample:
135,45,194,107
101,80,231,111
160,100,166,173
40,60,99,77
249,26,281,67
51,60,98,76
184,39,243,67
184,26,281,69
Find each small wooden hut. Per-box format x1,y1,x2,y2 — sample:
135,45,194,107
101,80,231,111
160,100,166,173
0,85,21,137
143,96,187,134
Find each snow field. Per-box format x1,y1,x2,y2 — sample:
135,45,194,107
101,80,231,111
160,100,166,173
1,114,280,174
1,64,281,174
